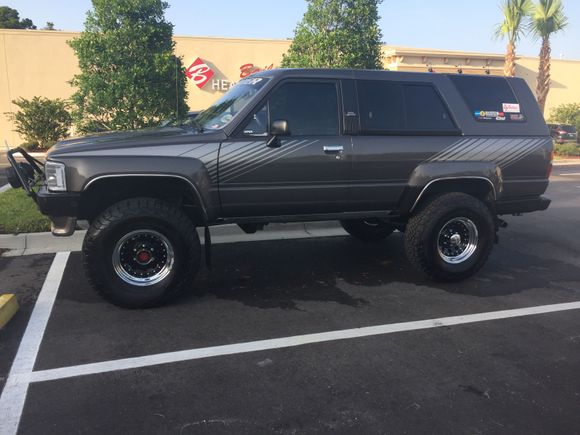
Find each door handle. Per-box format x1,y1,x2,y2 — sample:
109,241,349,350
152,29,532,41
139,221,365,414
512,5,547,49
323,145,344,153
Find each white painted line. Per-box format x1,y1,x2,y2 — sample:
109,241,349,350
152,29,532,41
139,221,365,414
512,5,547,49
30,300,580,384
559,172,580,176
0,252,69,435
0,184,11,193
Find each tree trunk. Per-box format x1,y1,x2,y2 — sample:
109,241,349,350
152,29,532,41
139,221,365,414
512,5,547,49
504,42,516,77
536,37,551,114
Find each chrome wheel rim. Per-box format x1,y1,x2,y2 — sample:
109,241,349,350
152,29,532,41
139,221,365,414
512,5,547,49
112,230,174,286
437,217,478,264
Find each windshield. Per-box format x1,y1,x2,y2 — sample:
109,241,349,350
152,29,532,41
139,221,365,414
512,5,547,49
195,77,269,130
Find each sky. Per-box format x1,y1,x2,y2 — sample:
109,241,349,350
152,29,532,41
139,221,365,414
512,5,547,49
4,0,580,60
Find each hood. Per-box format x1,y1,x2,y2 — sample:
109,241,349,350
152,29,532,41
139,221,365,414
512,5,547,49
48,127,224,157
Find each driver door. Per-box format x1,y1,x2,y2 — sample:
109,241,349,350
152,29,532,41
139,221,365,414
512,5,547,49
218,80,351,217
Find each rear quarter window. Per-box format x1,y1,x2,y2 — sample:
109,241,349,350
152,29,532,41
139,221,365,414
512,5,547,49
449,75,526,123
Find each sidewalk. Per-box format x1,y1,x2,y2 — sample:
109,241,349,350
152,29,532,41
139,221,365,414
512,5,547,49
553,159,580,166
0,222,346,257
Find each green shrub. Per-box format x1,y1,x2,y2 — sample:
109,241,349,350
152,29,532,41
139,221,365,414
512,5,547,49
5,97,72,149
554,142,580,157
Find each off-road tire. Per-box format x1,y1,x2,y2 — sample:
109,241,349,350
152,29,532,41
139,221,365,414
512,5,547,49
404,193,495,281
340,219,395,242
82,197,201,308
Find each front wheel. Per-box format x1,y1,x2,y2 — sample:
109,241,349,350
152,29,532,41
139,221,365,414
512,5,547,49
82,198,201,308
404,193,495,281
340,218,395,242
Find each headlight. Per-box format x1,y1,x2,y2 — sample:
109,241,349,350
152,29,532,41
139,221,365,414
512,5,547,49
45,161,67,192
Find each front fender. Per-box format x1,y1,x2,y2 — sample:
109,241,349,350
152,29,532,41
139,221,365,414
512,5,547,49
60,155,219,221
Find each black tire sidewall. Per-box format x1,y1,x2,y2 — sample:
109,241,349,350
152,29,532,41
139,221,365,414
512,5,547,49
83,200,200,308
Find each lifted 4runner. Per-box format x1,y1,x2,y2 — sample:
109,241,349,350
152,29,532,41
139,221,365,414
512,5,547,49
7,69,552,308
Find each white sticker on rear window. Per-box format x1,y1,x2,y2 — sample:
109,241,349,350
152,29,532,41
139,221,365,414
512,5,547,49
502,103,520,113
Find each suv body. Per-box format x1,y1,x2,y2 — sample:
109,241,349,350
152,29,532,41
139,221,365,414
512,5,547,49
7,69,552,308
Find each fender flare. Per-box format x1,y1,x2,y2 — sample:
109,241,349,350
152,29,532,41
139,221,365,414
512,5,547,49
399,161,503,214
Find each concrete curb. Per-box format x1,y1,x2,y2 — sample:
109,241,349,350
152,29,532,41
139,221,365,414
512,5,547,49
553,160,580,166
0,222,346,257
0,184,11,193
0,294,19,329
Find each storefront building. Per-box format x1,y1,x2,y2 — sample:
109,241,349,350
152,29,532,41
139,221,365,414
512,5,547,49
2,29,580,146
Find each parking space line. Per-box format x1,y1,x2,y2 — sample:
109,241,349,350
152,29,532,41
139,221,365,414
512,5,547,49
30,300,580,384
0,252,69,435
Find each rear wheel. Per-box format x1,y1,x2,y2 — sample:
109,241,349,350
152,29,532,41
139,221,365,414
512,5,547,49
82,197,200,308
404,193,495,281
340,218,394,242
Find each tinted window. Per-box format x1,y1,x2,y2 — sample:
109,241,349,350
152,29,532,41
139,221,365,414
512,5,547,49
357,81,455,133
449,75,525,122
269,82,339,136
404,85,454,130
358,81,405,131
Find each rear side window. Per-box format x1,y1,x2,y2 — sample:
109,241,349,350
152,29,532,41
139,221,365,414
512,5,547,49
357,80,456,134
449,75,526,122
404,85,455,130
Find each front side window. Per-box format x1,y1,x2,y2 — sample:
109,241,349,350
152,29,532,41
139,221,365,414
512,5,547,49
196,77,269,130
270,82,339,136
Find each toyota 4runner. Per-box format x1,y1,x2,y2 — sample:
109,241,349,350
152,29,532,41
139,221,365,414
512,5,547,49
7,69,552,308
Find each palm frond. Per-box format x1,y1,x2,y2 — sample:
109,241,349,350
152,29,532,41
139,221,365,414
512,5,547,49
494,0,533,43
530,0,568,39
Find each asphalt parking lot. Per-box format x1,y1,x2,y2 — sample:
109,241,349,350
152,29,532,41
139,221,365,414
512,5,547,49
1,163,580,434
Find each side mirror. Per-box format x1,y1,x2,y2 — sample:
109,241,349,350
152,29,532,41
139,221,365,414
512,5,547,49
267,119,289,148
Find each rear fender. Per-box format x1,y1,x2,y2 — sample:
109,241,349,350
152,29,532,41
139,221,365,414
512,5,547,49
398,161,503,214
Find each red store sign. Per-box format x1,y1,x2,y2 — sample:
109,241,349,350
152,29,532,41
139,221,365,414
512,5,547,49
185,57,274,91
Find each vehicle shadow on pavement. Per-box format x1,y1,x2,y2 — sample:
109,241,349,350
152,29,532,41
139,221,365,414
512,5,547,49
175,233,580,309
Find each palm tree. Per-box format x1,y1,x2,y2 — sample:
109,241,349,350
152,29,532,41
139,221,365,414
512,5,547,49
495,0,533,77
530,0,568,113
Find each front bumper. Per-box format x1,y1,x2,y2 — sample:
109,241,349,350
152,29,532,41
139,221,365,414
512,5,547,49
36,186,81,236
496,196,551,215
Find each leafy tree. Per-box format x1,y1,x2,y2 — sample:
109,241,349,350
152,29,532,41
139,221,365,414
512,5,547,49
0,6,36,29
43,22,56,30
281,0,383,69
549,102,580,128
494,0,533,77
68,0,188,133
6,97,72,149
530,0,568,113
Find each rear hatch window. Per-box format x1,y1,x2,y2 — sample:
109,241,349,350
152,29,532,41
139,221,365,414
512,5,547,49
449,75,526,123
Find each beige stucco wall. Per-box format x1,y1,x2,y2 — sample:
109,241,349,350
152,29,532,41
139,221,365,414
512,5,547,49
515,56,580,118
1,28,579,146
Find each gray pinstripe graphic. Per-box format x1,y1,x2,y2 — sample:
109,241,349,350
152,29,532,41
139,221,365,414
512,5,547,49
222,140,319,182
492,138,541,165
428,137,548,168
434,138,478,161
219,140,309,180
219,140,307,179
218,141,292,172
502,140,546,168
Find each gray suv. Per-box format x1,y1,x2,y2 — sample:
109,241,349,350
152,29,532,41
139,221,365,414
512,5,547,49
7,69,552,308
